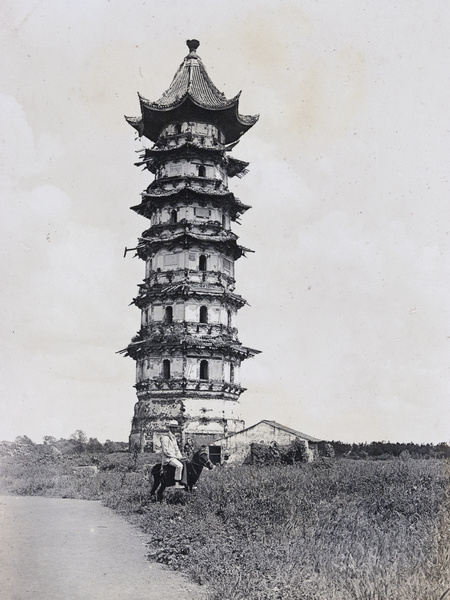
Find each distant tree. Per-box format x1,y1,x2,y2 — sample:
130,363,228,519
43,436,57,445
434,442,450,458
104,440,127,453
86,437,104,453
330,441,352,457
318,441,335,458
15,435,35,446
70,430,88,454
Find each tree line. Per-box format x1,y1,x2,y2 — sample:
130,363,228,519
2,433,449,460
0,430,127,456
327,440,450,459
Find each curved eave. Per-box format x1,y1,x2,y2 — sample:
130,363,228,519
134,147,250,178
133,296,246,312
124,114,144,137
143,181,235,199
134,142,230,171
133,285,248,310
130,188,251,219
140,229,238,244
126,96,258,144
140,89,241,112
119,338,260,360
226,157,250,178
137,232,252,260
140,140,240,154
135,144,227,173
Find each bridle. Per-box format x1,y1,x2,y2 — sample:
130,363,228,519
189,450,211,478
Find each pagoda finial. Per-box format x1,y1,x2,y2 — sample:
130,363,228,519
186,39,200,54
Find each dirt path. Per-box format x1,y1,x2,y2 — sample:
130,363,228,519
0,495,207,600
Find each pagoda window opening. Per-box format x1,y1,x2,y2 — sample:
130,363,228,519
223,257,232,273
162,359,171,379
164,306,173,324
230,364,235,383
222,213,226,229
199,306,208,324
199,254,207,271
200,360,209,380
227,310,232,328
145,258,152,278
198,165,206,177
195,207,210,219
174,123,182,135
170,209,177,224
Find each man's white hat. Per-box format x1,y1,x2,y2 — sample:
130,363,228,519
168,420,179,427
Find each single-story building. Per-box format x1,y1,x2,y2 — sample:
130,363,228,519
210,420,322,464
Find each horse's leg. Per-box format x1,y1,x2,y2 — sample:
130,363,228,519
157,481,166,502
150,474,160,497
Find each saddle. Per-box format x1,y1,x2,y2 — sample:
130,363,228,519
158,461,188,486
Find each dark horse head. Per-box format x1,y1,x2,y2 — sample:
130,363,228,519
150,446,214,502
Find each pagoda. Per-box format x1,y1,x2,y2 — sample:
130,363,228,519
122,40,260,451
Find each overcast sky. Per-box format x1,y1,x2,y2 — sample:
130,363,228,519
1,0,450,444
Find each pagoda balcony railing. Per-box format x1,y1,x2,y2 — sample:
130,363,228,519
158,131,223,149
140,222,238,243
133,322,239,342
147,175,227,195
135,377,245,395
142,269,235,290
143,219,230,237
143,139,226,158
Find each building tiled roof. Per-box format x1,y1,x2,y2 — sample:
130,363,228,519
147,51,237,111
215,420,322,443
262,421,322,443
125,40,259,143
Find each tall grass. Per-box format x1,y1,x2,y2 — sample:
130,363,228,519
0,454,448,600
137,459,450,600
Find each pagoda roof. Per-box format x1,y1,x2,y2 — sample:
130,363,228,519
136,230,252,260
131,186,251,220
133,283,248,310
140,224,238,243
135,144,248,177
120,335,259,361
125,40,258,143
143,180,237,199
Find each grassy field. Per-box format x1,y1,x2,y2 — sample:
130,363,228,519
0,452,448,600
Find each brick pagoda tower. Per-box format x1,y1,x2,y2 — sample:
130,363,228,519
122,40,260,451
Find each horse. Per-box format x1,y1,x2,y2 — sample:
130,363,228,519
150,446,214,502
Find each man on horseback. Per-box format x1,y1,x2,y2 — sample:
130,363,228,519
160,420,186,489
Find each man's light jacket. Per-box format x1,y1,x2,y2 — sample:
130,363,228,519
160,431,182,465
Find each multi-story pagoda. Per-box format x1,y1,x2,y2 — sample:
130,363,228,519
122,39,260,451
